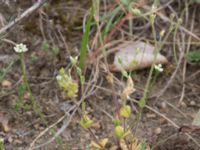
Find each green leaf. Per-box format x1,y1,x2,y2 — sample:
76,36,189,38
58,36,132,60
52,47,60,56
102,6,121,38
139,98,145,109
41,41,49,51
115,126,125,139
56,68,78,98
120,105,131,118
192,109,200,126
186,50,200,63
113,119,120,127
30,53,39,63
140,140,147,150
79,7,93,70
0,138,5,150
121,70,128,78
0,61,13,81
120,0,132,6
80,115,93,129
194,0,200,3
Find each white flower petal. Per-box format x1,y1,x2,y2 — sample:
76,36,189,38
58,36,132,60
14,43,28,53
56,75,62,81
154,64,164,73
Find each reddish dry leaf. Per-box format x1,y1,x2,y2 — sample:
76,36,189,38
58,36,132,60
179,125,200,134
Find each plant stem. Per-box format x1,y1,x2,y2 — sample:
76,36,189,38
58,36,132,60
147,71,159,98
19,53,47,125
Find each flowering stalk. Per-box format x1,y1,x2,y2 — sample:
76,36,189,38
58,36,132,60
147,64,164,98
139,5,159,109
20,53,28,86
14,44,47,125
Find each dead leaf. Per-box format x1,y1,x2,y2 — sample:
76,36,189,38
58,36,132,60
130,138,141,150
120,139,128,150
110,41,168,71
0,112,10,132
106,73,114,85
179,125,200,134
121,76,135,100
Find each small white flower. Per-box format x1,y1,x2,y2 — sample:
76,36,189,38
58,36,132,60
160,30,165,37
154,64,163,72
152,4,157,12
14,43,28,53
0,138,4,142
70,56,78,65
56,75,62,81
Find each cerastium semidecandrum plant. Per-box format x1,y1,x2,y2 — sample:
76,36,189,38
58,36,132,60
14,43,47,124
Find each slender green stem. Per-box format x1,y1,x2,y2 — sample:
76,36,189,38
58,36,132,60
19,53,47,125
173,24,179,64
139,13,161,109
147,71,159,98
0,138,5,150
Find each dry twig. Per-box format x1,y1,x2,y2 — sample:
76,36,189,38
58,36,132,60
0,0,48,35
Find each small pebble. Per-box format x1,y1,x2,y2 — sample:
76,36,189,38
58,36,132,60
180,102,187,108
161,102,167,108
159,118,167,125
8,136,13,143
23,92,30,100
33,124,40,130
190,101,196,106
39,126,45,131
14,139,23,144
154,127,162,135
160,102,168,112
91,122,101,130
146,113,156,118
1,80,12,88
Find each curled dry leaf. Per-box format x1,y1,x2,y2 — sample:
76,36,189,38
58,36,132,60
179,125,200,134
121,76,135,100
110,41,168,71
0,112,10,132
120,139,129,150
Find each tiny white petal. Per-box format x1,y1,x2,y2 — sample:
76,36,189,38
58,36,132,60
154,64,164,73
56,75,62,80
14,43,28,53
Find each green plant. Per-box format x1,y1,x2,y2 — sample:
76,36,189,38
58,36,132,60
56,67,78,98
0,61,14,81
30,53,39,63
41,41,50,51
0,138,5,150
78,2,153,149
52,47,60,56
49,128,64,146
138,5,174,109
13,43,46,124
79,7,93,70
15,83,31,111
41,41,60,56
186,50,200,63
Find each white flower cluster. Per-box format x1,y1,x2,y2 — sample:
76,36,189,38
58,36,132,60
14,43,28,53
154,64,163,72
56,75,62,81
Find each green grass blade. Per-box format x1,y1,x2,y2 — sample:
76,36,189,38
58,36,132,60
79,8,93,70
